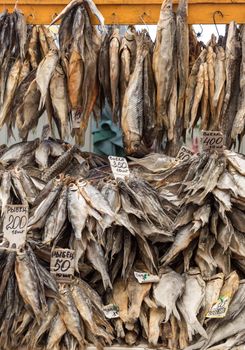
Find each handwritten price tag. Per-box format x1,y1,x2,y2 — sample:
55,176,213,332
3,205,28,248
206,295,230,318
51,248,75,283
134,271,160,284
103,304,119,319
108,156,130,180
202,131,224,153
176,146,194,161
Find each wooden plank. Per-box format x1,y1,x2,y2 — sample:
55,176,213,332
0,0,245,24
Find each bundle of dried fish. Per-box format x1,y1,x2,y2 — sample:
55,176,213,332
28,172,172,291
121,30,156,156
51,0,103,146
0,242,58,349
16,277,114,350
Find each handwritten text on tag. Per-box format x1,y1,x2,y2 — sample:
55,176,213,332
108,156,130,179
51,249,75,283
176,146,194,161
202,131,224,153
206,295,230,318
3,205,28,248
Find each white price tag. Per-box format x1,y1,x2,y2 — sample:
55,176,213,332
108,156,130,180
51,249,75,283
206,295,230,318
134,271,160,284
3,205,28,248
176,146,194,161
202,131,224,153
103,304,119,319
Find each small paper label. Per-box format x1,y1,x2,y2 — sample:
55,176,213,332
134,271,160,284
108,156,130,179
176,146,194,161
103,304,119,319
72,110,82,129
51,249,75,283
3,205,28,248
202,131,224,153
206,295,230,318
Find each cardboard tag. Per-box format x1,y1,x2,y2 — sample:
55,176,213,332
202,131,224,153
176,146,194,161
108,156,130,180
206,295,230,318
72,110,82,129
134,271,160,284
51,249,75,283
3,205,28,248
103,304,119,319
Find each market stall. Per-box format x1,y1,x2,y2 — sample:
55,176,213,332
0,0,244,349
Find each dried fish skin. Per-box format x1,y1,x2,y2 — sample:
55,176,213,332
15,249,44,324
50,64,70,139
36,49,59,109
177,269,207,341
121,33,149,155
232,25,245,141
153,0,176,130
153,268,185,322
109,27,120,122
176,0,189,119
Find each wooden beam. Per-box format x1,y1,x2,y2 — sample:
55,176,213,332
0,0,245,24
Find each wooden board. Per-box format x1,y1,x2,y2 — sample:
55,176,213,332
1,0,245,24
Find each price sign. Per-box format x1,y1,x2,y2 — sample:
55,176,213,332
134,271,160,284
206,295,230,318
202,131,224,153
176,146,194,161
108,156,130,180
3,205,28,248
51,248,75,283
103,304,119,319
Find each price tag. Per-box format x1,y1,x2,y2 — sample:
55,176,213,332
202,131,224,153
206,295,230,318
51,248,75,283
176,146,194,161
3,205,28,248
108,156,130,180
103,304,119,319
72,110,82,129
134,271,160,284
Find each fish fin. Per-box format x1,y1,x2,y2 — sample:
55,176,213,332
188,318,208,341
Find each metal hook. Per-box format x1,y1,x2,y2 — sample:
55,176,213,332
111,12,119,26
28,12,35,24
213,10,224,37
195,24,203,38
51,12,58,22
139,12,150,32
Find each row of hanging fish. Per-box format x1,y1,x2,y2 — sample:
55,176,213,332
1,0,245,157
0,137,244,349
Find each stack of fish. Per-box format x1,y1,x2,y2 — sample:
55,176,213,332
0,139,244,348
